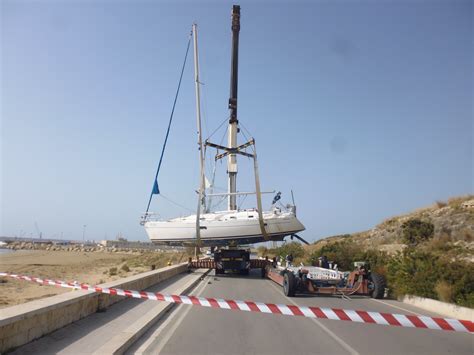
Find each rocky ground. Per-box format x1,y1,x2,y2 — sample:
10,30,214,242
2,241,162,254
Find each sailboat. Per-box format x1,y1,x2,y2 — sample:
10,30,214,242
142,6,305,247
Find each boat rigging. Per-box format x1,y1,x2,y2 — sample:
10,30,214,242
141,5,305,247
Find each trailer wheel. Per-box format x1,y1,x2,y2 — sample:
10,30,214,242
369,273,386,299
283,272,296,297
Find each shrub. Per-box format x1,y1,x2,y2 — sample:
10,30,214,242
460,229,473,242
435,201,447,208
401,219,434,245
274,242,305,261
307,239,363,270
121,264,130,272
426,233,453,252
435,281,453,303
437,258,474,308
386,248,474,307
108,267,117,276
386,249,439,299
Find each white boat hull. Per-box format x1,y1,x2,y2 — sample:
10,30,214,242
144,209,305,246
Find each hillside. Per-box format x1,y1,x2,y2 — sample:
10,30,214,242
261,195,473,307
307,195,474,259
303,195,474,307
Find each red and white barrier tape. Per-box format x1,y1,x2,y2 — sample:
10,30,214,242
1,272,472,333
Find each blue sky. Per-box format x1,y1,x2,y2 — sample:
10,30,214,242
1,0,472,242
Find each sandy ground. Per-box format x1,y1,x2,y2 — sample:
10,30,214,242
0,250,152,308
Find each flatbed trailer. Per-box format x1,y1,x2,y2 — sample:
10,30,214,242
189,256,386,299
188,253,268,276
265,263,386,298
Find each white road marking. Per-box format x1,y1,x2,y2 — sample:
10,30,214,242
267,281,360,355
370,298,423,316
134,275,211,355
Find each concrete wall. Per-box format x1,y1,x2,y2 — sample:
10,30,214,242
0,263,187,353
399,295,473,320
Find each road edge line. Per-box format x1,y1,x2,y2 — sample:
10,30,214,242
94,269,211,355
146,274,211,354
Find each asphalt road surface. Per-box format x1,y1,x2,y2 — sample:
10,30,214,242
129,269,473,355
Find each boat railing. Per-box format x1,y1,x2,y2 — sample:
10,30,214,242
140,212,162,224
206,190,275,197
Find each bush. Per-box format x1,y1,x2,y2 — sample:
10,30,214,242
435,281,453,302
386,248,474,307
386,249,439,299
306,239,366,270
437,258,474,307
275,242,305,261
121,264,130,272
435,201,447,208
401,219,434,245
108,267,117,276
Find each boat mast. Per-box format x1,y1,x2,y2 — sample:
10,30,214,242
227,5,240,211
193,23,205,244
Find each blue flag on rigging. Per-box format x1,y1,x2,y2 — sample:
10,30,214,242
153,180,160,195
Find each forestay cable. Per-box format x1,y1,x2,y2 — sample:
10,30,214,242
146,34,192,213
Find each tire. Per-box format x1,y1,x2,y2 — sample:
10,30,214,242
261,267,266,278
283,271,296,297
369,273,386,299
215,268,224,275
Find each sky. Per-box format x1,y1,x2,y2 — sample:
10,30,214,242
1,0,472,243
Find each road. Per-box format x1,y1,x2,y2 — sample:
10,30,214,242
129,269,472,355
10,271,207,355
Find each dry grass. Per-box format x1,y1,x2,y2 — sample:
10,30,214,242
448,195,474,209
435,200,447,208
461,229,474,242
426,233,452,251
435,281,454,303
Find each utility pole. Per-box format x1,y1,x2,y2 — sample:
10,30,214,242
82,225,87,244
